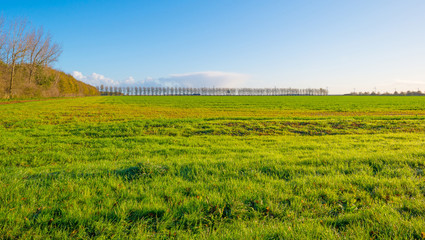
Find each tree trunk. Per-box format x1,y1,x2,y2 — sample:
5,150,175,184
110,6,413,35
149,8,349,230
9,64,15,98
28,67,33,84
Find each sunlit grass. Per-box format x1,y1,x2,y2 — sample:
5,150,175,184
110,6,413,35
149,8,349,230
1,96,425,239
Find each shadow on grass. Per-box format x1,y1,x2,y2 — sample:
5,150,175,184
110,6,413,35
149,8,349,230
25,162,170,182
115,163,169,181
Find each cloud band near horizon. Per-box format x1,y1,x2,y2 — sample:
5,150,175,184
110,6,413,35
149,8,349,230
72,71,250,88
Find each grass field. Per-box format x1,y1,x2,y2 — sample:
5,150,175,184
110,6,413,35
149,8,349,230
1,96,425,239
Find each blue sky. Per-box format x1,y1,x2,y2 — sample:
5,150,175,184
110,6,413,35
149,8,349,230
2,0,425,93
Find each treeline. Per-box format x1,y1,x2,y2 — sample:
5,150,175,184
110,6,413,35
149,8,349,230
0,16,98,98
346,90,425,96
97,85,329,96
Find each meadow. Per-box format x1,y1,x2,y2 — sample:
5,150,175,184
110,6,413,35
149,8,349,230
1,96,425,239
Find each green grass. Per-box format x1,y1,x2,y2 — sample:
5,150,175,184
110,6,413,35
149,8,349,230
1,96,425,239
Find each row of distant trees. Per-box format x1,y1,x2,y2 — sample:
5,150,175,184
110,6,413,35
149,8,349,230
0,16,62,97
97,85,329,96
347,90,425,96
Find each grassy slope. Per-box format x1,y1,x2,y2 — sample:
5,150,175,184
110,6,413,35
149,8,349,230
0,63,99,98
1,96,425,239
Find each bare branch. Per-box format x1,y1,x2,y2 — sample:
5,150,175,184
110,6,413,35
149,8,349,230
27,26,44,64
41,35,62,66
5,18,29,64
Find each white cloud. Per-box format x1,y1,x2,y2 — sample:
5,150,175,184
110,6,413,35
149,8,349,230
124,76,136,85
72,71,85,81
72,71,119,86
72,71,250,88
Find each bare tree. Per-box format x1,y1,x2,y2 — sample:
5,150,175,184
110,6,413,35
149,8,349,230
0,17,62,97
27,30,62,84
26,27,43,83
25,25,62,83
4,18,30,97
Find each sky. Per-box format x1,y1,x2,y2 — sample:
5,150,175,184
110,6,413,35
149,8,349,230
2,0,425,94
